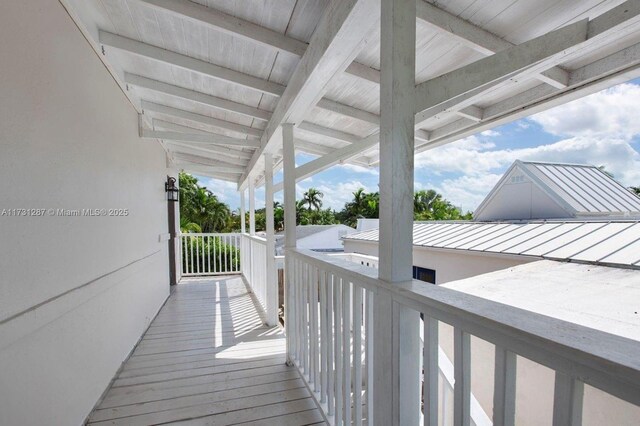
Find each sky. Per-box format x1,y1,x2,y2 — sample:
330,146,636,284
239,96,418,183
196,79,640,214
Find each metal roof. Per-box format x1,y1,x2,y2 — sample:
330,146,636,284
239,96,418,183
343,220,640,268
474,161,640,220
521,161,640,215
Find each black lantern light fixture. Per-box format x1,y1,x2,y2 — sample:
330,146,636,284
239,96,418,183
165,176,179,202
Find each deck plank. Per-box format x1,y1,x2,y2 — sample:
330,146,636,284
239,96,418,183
88,276,325,425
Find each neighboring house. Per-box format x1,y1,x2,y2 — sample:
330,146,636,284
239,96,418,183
342,160,640,424
275,224,356,255
343,160,640,284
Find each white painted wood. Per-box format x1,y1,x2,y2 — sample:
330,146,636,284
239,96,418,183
553,373,584,426
414,19,589,126
376,3,421,423
87,277,317,425
141,101,262,138
100,30,285,97
240,189,246,234
415,0,569,89
453,328,471,426
137,0,377,85
423,315,438,426
239,0,380,189
282,124,296,250
125,73,272,122
141,129,260,148
264,153,278,326
248,180,255,236
413,42,640,155
494,347,517,426
455,105,484,122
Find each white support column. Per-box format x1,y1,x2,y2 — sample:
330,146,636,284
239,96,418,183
264,153,278,326
375,0,420,425
282,123,296,364
248,180,256,236
283,124,296,249
240,189,246,234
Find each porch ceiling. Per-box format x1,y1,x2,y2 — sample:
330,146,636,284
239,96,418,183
61,0,640,186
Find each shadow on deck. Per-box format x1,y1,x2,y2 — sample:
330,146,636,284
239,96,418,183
88,276,325,425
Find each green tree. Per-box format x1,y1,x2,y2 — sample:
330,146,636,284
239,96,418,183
178,172,230,233
301,188,324,211
631,186,640,196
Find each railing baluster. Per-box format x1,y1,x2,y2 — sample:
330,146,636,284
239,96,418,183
327,273,335,416
353,284,363,425
366,289,374,425
334,276,343,425
320,269,328,404
296,258,302,364
553,372,584,426
424,315,439,426
311,266,319,392
494,346,517,426
189,236,194,275
342,279,352,425
454,328,471,426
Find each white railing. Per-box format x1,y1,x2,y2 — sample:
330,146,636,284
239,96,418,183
285,248,640,426
242,234,267,310
179,233,241,276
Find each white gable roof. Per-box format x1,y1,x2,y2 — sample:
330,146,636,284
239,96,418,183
474,161,640,221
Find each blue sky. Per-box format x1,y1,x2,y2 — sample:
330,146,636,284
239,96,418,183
197,79,640,213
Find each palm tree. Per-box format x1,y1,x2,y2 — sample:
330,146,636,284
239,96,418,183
302,188,323,211
631,186,640,196
414,189,442,214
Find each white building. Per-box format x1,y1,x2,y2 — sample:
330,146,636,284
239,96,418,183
343,161,640,424
3,1,640,425
275,225,356,255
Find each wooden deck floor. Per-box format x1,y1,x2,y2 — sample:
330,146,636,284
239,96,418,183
88,276,325,426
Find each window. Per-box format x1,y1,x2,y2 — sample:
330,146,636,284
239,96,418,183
413,266,436,284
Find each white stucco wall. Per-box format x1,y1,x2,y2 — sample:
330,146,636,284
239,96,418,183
343,239,534,284
298,226,355,252
0,2,171,424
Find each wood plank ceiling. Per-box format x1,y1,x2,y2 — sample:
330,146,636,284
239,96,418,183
61,0,640,187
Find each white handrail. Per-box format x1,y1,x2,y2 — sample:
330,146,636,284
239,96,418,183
240,233,278,325
285,247,640,425
179,233,241,276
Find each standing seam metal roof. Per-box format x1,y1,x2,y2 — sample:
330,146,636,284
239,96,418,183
343,221,640,268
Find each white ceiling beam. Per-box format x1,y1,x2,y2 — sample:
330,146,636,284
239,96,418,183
315,98,380,125
414,20,589,127
414,40,640,154
136,0,381,85
141,101,263,138
163,141,250,166
174,161,243,175
100,31,284,97
414,0,640,129
141,129,261,148
297,121,361,144
125,73,272,122
173,152,247,170
455,105,484,122
415,0,570,89
180,168,241,182
272,132,380,193
239,0,380,190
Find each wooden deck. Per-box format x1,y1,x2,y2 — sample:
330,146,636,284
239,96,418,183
88,276,325,425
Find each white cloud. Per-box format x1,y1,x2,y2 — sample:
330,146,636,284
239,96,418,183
530,83,640,138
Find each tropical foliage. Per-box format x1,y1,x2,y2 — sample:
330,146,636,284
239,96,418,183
631,186,640,196
179,173,471,236
179,173,231,233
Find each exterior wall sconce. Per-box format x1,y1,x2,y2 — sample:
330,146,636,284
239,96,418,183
165,176,179,202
